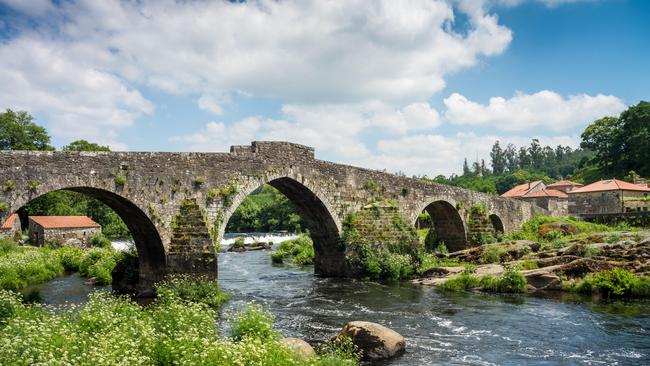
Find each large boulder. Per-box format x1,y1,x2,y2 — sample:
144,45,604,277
538,222,579,238
522,270,562,291
281,337,315,359
337,321,405,361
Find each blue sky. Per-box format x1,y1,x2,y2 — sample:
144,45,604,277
0,0,647,176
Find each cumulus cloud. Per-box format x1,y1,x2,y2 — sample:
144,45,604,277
197,95,224,116
443,90,626,132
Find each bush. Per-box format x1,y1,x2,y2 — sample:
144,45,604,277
231,237,246,249
0,237,18,255
520,260,538,270
269,235,315,266
570,269,650,298
230,304,278,341
508,215,614,242
437,273,481,291
79,248,121,285
480,269,527,294
55,246,84,271
156,275,229,310
0,247,65,291
90,233,112,248
480,245,506,264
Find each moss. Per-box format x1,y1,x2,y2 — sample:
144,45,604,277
2,180,14,192
193,176,206,186
114,174,126,187
206,187,218,202
26,180,40,192
0,201,9,214
218,183,238,207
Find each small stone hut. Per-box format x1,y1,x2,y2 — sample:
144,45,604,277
0,213,22,239
501,180,570,216
28,216,101,246
568,179,650,215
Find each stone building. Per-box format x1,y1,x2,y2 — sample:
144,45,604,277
28,216,101,246
546,180,584,194
521,189,569,216
501,180,546,198
568,179,650,215
0,213,21,239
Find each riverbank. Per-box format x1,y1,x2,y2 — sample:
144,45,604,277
414,217,650,298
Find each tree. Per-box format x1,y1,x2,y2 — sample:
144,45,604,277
580,116,622,177
490,141,506,175
619,101,650,177
504,144,518,172
0,109,54,151
462,158,471,176
63,139,111,152
528,139,544,170
518,147,530,169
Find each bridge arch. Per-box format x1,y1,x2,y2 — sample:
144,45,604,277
8,187,167,287
216,171,346,276
416,199,467,252
489,214,505,234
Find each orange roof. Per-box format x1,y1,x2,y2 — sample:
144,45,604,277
501,180,545,198
1,214,18,229
29,216,100,229
568,179,650,194
524,189,568,198
547,180,583,188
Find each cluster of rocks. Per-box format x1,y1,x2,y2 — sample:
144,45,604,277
281,321,406,361
414,225,650,292
226,241,272,252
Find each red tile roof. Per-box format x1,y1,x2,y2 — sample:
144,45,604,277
524,189,568,198
547,180,584,188
29,216,100,229
501,180,545,198
1,214,18,229
568,179,650,194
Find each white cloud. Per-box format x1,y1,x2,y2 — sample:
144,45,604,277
0,36,153,149
444,90,626,132
197,95,224,116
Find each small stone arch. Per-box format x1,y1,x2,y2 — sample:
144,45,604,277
419,200,467,252
217,172,346,276
10,187,167,288
489,214,505,234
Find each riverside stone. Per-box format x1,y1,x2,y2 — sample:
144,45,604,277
281,338,315,358
338,321,405,360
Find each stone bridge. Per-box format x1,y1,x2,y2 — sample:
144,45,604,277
0,141,546,289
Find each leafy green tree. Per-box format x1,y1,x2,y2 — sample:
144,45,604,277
490,141,506,175
0,109,54,151
580,116,622,177
619,101,650,177
226,185,304,233
62,139,111,152
504,143,518,172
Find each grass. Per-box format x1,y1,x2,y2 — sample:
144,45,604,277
437,268,527,294
566,269,650,298
270,235,315,266
0,239,123,290
0,289,360,365
155,274,229,310
507,215,614,243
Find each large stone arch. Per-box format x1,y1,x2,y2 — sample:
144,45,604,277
417,199,467,252
8,187,167,288
215,171,346,276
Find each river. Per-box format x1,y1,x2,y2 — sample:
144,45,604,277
27,233,650,365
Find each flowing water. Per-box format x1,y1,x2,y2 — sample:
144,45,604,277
32,234,650,365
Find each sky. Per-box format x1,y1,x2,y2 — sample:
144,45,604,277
0,0,648,177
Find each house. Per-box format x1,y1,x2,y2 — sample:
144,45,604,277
0,214,21,239
567,179,650,215
521,189,569,216
546,180,584,194
500,180,546,198
28,216,101,246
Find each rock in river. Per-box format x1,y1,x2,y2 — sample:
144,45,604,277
281,337,315,358
337,321,405,360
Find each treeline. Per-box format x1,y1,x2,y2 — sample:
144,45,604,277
1,109,128,238
425,101,649,194
226,185,303,233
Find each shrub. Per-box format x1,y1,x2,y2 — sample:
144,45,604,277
434,242,448,254
2,180,14,192
577,244,601,258
480,269,527,294
194,176,206,186
55,246,84,271
0,237,18,255
231,237,246,249
156,275,229,310
0,201,9,214
520,260,539,270
0,289,22,323
89,233,112,248
606,233,622,244
570,269,650,298
507,215,614,243
270,235,315,266
230,304,278,341
437,273,481,291
206,187,218,201
79,248,121,285
480,245,506,264
114,174,127,187
0,248,65,291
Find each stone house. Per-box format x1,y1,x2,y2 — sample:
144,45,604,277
0,213,21,239
501,180,570,216
28,216,101,246
546,180,584,194
568,179,650,215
